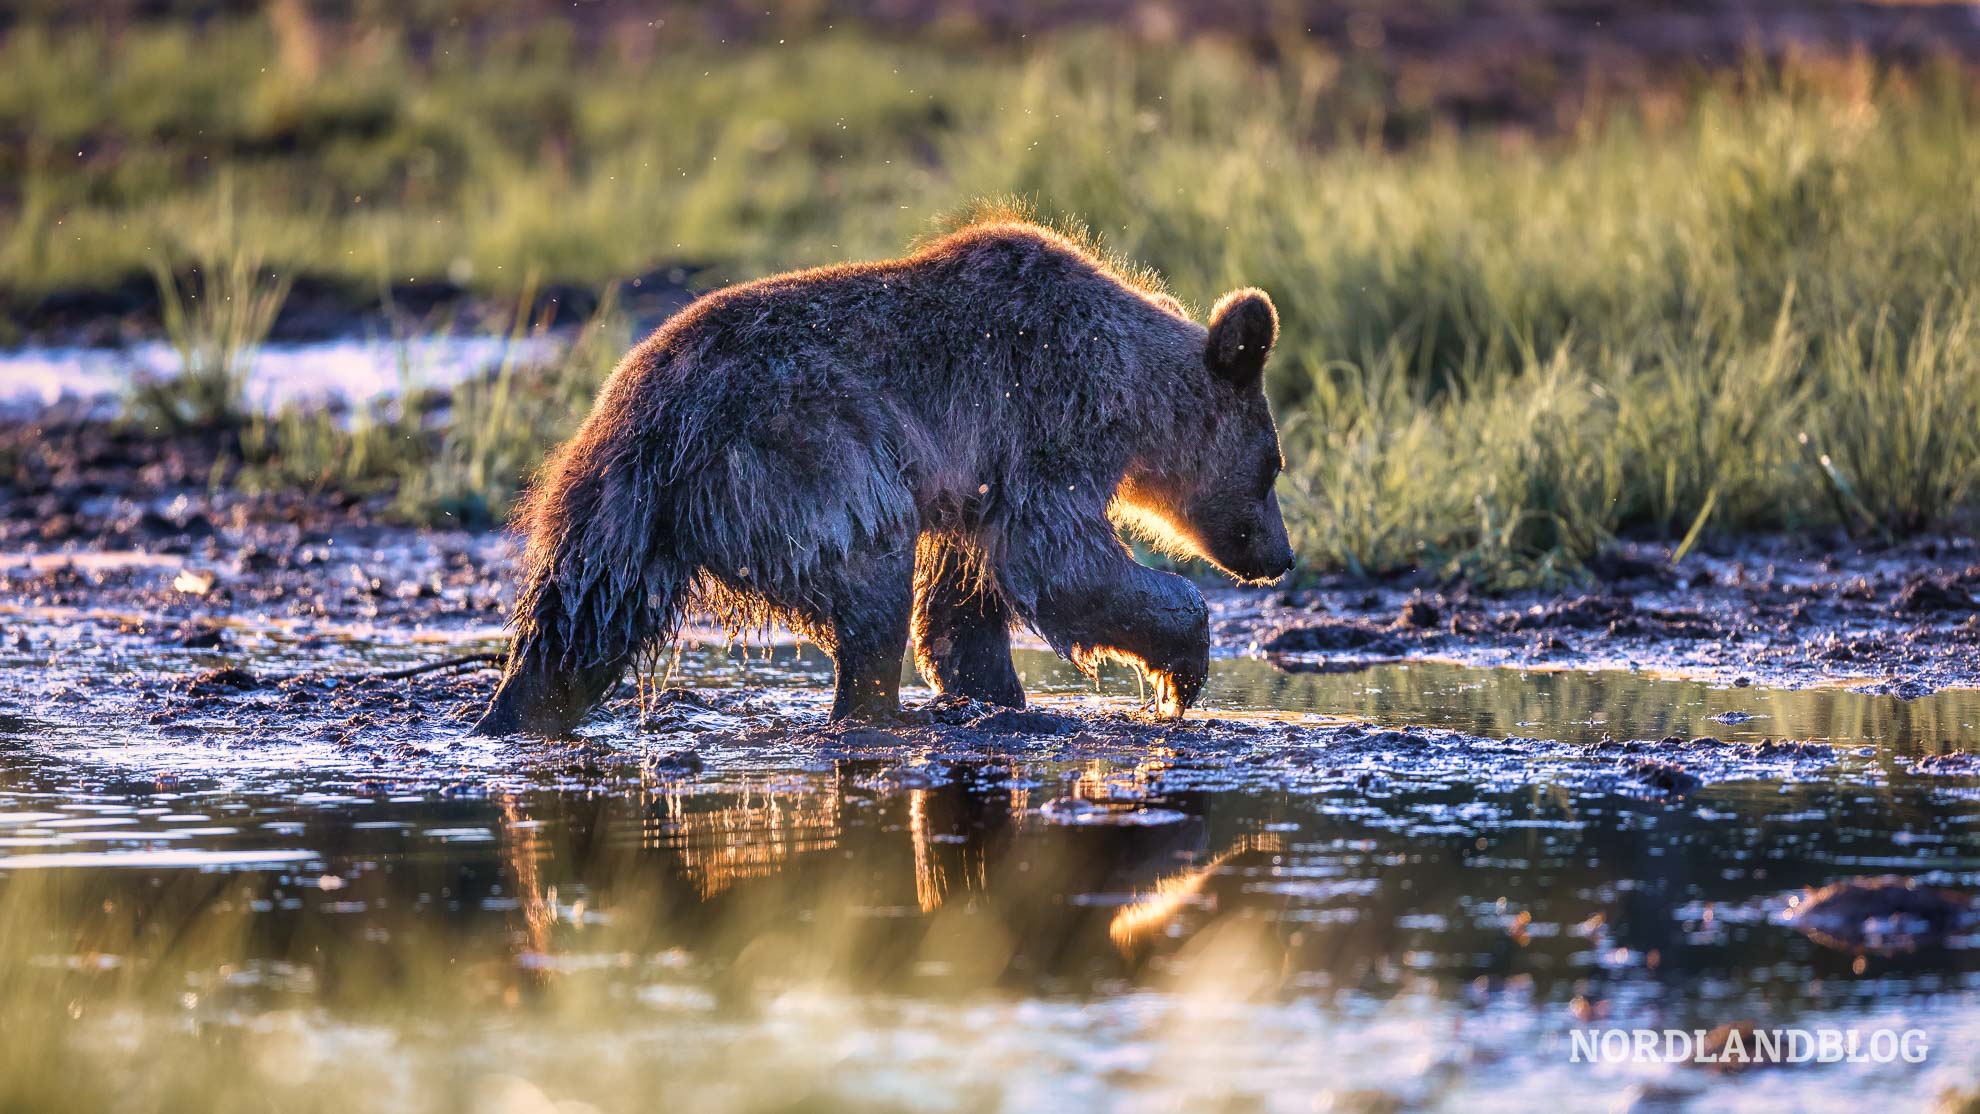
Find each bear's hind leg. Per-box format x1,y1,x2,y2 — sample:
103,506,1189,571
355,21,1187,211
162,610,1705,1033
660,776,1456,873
912,538,1024,708
823,545,916,722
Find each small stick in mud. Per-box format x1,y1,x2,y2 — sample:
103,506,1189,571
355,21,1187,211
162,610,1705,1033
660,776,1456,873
368,652,505,682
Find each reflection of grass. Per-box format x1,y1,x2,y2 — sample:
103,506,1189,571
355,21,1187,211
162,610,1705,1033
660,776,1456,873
1201,655,1980,765
12,17,1980,577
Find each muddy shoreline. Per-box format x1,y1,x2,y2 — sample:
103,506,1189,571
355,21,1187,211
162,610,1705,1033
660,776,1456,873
1221,532,1980,698
7,413,1980,724
7,414,1978,718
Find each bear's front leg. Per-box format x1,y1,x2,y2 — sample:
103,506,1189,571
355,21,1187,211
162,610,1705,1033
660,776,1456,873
912,537,1025,708
1008,529,1210,719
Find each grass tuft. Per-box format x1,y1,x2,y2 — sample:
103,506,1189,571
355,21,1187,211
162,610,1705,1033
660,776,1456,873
130,200,292,432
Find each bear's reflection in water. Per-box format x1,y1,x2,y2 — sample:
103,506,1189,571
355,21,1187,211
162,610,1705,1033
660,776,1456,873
474,766,1318,999
457,750,1980,1013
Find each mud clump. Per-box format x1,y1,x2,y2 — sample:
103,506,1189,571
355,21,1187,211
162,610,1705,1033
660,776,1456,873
1530,631,1575,655
172,620,227,649
1221,534,1980,692
1261,622,1407,657
1783,875,1977,954
835,727,916,750
646,688,718,713
1505,594,1635,632
1397,598,1440,629
1628,759,1702,798
1034,796,1188,826
1583,549,1673,585
1882,678,1937,700
182,666,260,696
972,708,1080,736
832,696,1079,739
1504,594,1718,641
646,749,705,774
145,660,501,750
1903,751,1980,776
1894,573,1976,615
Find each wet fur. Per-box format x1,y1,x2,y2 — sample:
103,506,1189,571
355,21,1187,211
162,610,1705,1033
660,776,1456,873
475,221,1292,736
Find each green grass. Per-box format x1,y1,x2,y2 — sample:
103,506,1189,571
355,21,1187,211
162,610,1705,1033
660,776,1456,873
6,16,1980,579
128,188,294,433
233,288,632,529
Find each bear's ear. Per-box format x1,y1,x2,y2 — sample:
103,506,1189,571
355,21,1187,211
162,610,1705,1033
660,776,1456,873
1205,288,1278,386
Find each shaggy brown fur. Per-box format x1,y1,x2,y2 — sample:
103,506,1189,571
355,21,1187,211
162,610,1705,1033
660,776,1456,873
473,221,1292,736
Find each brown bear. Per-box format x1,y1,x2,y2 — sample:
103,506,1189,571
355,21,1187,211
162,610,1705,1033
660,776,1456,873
472,220,1293,736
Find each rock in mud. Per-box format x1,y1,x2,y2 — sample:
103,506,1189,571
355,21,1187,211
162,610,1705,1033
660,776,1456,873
1783,875,1976,954
1905,751,1980,776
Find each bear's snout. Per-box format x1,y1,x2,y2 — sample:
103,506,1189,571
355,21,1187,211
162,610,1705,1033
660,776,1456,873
1231,543,1295,584
1259,545,1297,580
1230,495,1296,583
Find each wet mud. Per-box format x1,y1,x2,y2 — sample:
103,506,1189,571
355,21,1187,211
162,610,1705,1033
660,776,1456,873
1219,533,1980,698
9,414,1980,713
10,415,1980,1110
0,491,1951,801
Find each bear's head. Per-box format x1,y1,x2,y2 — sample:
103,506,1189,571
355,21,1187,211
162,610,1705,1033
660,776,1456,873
1116,288,1297,585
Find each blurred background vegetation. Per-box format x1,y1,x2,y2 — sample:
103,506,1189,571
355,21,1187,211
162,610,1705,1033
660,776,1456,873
5,1,1980,583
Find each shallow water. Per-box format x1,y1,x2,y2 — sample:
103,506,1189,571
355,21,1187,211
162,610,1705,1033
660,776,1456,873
1,335,550,416
3,640,1980,1111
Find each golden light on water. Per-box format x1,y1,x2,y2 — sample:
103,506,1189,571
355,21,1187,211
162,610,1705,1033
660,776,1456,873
1108,833,1283,955
500,796,558,958
908,788,948,913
